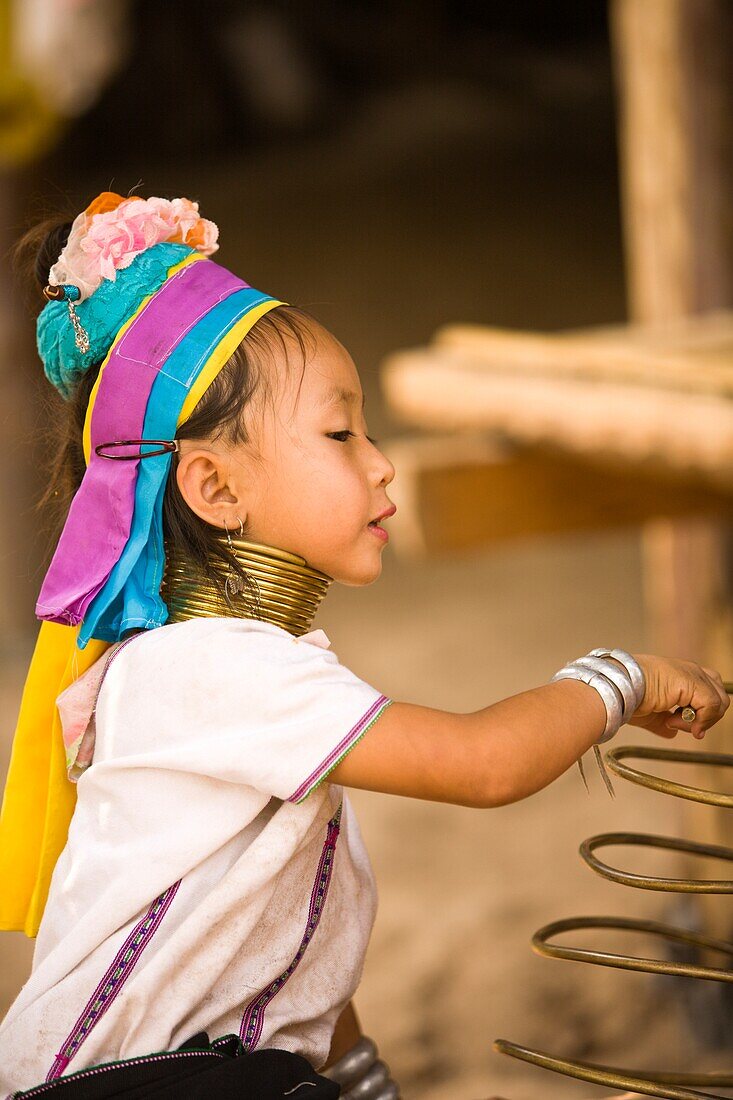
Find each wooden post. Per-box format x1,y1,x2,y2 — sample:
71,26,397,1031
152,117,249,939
610,0,733,955
0,169,45,658
610,0,732,321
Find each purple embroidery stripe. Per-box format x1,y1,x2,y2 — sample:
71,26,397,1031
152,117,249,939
288,695,393,804
45,880,181,1081
20,1050,222,1099
238,803,342,1050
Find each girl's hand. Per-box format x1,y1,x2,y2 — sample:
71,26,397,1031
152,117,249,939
626,654,729,740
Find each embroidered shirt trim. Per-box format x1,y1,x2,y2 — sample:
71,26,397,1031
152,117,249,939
238,803,342,1050
287,696,393,804
45,881,181,1081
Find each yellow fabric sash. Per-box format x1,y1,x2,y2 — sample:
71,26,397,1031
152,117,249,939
0,281,283,936
0,624,108,935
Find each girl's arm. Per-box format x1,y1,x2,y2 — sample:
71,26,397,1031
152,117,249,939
329,679,607,807
321,1001,361,1070
329,655,729,808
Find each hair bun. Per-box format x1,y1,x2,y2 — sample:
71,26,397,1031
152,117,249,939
35,219,73,290
12,214,74,296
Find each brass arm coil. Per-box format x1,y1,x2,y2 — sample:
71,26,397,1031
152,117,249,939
495,691,733,1099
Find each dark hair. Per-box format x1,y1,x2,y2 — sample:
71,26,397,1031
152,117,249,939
16,214,319,606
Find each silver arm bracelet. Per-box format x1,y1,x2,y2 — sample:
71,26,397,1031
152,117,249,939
588,648,646,708
321,1035,401,1099
570,655,637,722
550,665,624,743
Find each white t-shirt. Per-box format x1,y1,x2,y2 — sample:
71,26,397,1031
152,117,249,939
0,617,393,1096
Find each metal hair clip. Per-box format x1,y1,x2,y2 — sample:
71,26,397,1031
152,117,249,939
43,284,80,302
43,283,90,354
95,439,180,460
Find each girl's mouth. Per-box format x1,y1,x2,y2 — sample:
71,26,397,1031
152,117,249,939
367,521,389,542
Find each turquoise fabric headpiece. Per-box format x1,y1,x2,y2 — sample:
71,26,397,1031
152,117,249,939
37,243,195,398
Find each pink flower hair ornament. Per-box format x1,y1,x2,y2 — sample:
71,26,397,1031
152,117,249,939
48,191,219,302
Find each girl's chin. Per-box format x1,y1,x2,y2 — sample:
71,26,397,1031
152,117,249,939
329,554,384,587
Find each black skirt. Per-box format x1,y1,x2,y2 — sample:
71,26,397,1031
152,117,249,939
13,1032,340,1099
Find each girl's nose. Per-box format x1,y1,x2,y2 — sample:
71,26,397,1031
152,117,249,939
377,451,395,486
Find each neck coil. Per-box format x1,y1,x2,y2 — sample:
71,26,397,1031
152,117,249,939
161,530,333,637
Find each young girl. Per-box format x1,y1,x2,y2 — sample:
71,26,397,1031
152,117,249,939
0,191,728,1100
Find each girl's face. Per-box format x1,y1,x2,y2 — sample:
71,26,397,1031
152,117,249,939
176,318,396,585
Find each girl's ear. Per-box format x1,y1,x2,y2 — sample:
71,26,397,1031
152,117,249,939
174,447,242,526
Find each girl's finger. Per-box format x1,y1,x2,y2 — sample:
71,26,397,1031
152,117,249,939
701,668,731,714
681,671,727,733
667,715,705,738
700,669,730,722
664,713,696,736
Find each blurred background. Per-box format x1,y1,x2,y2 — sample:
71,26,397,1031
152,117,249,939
1,1,732,1097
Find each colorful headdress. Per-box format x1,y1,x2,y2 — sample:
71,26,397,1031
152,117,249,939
0,192,286,935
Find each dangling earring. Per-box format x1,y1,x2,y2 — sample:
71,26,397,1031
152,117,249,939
223,518,245,598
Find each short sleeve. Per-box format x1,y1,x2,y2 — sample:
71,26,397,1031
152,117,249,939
101,619,393,804
233,628,393,803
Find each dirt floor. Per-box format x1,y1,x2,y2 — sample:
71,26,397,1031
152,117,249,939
2,59,732,1099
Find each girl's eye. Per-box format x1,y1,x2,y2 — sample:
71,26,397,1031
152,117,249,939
328,431,379,445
